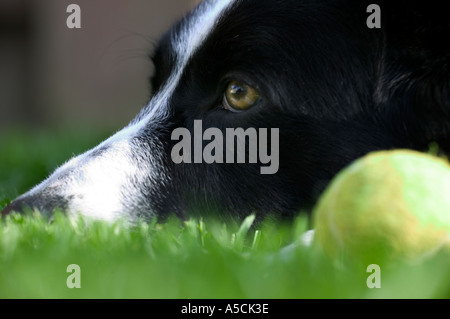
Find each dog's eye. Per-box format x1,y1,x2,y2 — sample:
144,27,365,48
223,81,260,112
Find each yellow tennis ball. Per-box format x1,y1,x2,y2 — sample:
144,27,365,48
313,150,450,263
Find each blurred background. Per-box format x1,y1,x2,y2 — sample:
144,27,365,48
0,0,200,132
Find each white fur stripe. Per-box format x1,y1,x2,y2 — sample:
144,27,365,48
102,0,235,146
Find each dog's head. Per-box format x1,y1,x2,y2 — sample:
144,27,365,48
3,0,450,222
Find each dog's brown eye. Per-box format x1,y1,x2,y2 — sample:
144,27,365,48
223,80,260,112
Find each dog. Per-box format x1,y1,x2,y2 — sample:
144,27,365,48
2,0,450,224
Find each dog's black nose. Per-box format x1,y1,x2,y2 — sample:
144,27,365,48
1,199,27,217
1,194,68,218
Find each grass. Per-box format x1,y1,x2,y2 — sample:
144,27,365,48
1,128,449,299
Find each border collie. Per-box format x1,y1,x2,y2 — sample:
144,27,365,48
2,0,450,224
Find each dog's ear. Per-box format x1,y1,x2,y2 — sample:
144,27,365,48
377,1,450,151
383,2,449,50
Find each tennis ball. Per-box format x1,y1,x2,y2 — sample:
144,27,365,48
313,150,450,263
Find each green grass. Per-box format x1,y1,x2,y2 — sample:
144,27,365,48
1,129,449,299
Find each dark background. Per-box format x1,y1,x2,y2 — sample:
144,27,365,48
0,0,199,132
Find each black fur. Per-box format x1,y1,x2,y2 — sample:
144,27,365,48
150,0,450,219
3,0,450,221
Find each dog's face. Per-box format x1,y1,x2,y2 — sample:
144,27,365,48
3,0,450,222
